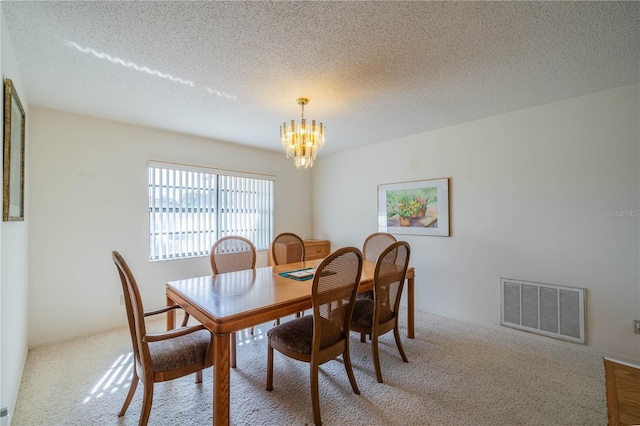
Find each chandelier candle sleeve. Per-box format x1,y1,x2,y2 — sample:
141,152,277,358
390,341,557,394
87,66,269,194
280,97,325,169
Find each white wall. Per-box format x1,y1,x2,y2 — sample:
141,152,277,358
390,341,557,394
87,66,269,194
27,107,312,347
312,83,640,364
0,9,30,423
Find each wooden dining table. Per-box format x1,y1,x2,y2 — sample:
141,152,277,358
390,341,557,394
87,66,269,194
165,258,415,426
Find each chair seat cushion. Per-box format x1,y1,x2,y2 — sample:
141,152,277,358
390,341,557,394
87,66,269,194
351,299,394,329
267,315,343,354
356,290,374,300
148,328,211,372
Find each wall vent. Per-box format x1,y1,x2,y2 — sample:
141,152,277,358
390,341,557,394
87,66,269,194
500,278,586,344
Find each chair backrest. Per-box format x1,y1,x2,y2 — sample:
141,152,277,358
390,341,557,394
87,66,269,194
210,236,256,274
271,232,305,265
112,251,149,371
363,232,397,262
374,241,410,323
311,247,363,352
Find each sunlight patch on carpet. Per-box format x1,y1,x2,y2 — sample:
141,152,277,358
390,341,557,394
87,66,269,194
84,352,132,404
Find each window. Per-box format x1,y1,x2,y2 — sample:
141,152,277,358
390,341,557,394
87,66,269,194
148,162,274,261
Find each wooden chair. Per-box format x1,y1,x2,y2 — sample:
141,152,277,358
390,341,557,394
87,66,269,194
271,232,306,319
112,251,213,426
266,247,363,426
350,241,410,383
210,236,256,368
271,232,305,265
363,232,397,262
358,232,397,302
210,235,256,274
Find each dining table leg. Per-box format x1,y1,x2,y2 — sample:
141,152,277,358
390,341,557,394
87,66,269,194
166,295,176,330
407,276,415,338
213,332,231,426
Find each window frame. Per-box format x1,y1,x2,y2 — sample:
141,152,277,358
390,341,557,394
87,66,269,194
148,161,274,261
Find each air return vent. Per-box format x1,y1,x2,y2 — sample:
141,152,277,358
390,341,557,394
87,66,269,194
500,278,586,344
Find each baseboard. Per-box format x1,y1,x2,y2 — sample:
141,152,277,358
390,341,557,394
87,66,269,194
410,307,640,366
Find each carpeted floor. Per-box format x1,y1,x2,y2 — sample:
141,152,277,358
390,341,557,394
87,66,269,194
12,310,607,425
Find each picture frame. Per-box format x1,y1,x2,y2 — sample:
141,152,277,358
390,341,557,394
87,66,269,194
378,178,450,236
3,78,26,221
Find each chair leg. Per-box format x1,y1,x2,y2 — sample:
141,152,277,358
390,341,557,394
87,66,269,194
266,341,274,391
393,325,409,362
360,332,366,343
118,369,139,417
310,362,322,426
372,332,384,383
343,343,360,395
139,380,154,426
231,332,237,369
195,370,203,383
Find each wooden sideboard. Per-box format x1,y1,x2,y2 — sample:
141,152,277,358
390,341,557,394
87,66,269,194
269,239,331,265
303,239,330,260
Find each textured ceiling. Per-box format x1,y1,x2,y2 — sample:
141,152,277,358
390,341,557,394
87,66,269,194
2,1,639,156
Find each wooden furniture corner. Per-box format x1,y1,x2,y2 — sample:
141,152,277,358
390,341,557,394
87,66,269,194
605,358,640,425
303,239,330,260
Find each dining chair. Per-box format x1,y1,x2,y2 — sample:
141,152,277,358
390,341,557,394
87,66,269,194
210,235,256,274
112,251,213,426
271,232,306,265
358,232,397,303
271,232,307,319
363,232,397,262
266,247,363,426
350,241,410,383
210,235,256,368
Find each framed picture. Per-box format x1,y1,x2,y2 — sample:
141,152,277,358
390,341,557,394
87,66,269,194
378,178,450,236
3,78,26,221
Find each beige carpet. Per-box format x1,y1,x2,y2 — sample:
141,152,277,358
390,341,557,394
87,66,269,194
12,310,607,425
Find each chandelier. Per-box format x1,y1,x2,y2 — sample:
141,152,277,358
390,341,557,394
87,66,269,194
280,97,325,169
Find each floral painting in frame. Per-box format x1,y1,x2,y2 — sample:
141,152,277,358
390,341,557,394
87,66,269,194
378,178,450,236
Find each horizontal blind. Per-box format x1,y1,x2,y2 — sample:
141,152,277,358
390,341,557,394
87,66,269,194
149,164,273,261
